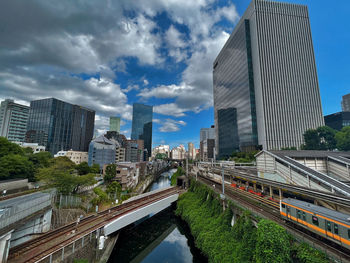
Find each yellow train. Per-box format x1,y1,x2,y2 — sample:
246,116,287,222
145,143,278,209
280,198,350,250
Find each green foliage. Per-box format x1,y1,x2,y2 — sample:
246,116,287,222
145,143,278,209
106,181,122,200
292,242,328,263
302,126,337,150
170,167,184,185
74,259,89,263
335,126,350,151
76,162,91,175
92,187,109,204
36,158,95,194
230,151,258,163
0,137,24,158
104,164,116,183
178,180,325,263
0,154,35,181
155,153,167,160
255,219,291,263
176,181,256,263
28,151,52,169
90,163,100,174
281,147,297,150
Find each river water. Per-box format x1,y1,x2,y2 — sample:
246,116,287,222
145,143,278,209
107,169,207,263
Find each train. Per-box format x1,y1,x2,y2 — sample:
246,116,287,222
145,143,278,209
280,198,350,250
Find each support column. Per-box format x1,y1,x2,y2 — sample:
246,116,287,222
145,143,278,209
72,241,75,253
279,188,282,200
307,175,311,188
269,186,273,198
253,183,257,192
61,247,65,261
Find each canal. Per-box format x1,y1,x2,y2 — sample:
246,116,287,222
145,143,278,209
107,168,207,263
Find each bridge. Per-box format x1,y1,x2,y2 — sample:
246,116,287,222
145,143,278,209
7,187,179,263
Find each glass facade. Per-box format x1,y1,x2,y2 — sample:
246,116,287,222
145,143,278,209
26,98,95,155
88,135,116,167
324,112,350,131
213,20,257,158
110,116,120,132
131,103,153,159
0,99,29,142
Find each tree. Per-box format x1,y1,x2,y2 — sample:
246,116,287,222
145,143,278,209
302,129,320,150
302,126,337,150
76,162,91,175
104,164,116,183
317,126,337,150
28,151,52,169
335,126,350,151
0,154,35,181
0,137,24,158
106,181,122,199
90,163,100,174
36,168,96,195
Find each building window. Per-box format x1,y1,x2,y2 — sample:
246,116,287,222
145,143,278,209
312,216,318,226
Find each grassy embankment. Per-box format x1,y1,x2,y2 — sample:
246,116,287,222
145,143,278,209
176,180,329,263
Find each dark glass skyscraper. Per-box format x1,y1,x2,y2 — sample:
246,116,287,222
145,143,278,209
131,103,153,159
213,0,324,158
26,98,95,154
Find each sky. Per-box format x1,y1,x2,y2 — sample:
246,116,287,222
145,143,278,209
0,0,349,150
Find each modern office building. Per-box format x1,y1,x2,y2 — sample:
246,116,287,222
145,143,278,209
325,112,350,131
0,99,29,142
88,135,116,168
110,117,120,133
200,139,215,162
131,103,153,159
213,0,324,157
26,98,95,155
200,126,215,142
342,93,350,112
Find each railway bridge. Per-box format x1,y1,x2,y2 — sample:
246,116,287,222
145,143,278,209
7,187,180,263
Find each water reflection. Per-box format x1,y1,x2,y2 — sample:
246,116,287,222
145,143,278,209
108,169,207,263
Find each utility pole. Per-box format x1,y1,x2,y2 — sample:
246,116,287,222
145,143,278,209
221,163,225,195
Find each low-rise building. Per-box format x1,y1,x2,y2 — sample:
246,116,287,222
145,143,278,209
88,135,116,168
324,111,350,131
54,150,88,164
15,142,46,154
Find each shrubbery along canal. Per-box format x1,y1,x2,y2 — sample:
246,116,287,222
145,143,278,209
107,169,208,263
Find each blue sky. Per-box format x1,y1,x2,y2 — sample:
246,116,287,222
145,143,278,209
0,0,349,150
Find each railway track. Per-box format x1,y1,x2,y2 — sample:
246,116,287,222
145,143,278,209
8,187,179,263
196,174,350,263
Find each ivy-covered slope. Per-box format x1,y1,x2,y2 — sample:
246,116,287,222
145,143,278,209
175,180,328,263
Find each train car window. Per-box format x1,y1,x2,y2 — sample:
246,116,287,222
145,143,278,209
326,221,331,232
334,224,338,235
302,212,306,221
282,203,285,208
297,210,301,219
312,216,319,226
348,229,350,239
287,207,290,213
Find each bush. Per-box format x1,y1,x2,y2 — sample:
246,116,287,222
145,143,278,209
293,243,328,263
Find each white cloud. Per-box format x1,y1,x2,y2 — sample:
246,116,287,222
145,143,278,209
158,119,186,132
124,84,139,93
143,79,149,86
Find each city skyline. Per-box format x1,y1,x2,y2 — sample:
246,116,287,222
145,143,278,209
0,0,349,149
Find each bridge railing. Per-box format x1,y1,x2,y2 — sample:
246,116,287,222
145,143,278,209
0,192,52,230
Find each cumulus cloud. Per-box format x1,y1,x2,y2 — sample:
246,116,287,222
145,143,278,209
159,119,186,132
0,0,239,132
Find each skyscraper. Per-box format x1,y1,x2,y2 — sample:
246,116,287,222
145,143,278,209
131,103,153,159
26,98,95,155
0,99,29,142
342,93,350,112
110,116,120,132
213,0,324,157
